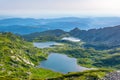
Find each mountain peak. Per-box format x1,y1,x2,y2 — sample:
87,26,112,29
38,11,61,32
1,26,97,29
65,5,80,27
71,27,81,32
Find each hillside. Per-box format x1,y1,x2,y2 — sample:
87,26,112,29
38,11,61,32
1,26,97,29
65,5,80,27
0,32,61,79
70,25,120,49
23,29,69,42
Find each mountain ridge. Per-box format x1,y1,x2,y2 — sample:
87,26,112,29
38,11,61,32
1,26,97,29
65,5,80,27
70,25,120,49
23,25,120,49
1,17,120,34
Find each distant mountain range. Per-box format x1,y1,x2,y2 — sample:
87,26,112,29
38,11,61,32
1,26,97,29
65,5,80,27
23,25,120,49
1,17,120,34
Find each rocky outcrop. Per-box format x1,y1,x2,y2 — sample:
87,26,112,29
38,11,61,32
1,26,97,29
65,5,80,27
101,71,120,80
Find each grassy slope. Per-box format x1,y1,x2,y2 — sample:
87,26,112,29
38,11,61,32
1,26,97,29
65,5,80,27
0,32,61,80
49,69,113,80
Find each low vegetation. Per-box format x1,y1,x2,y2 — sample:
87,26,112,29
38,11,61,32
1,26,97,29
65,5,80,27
0,32,119,80
49,69,113,80
43,40,120,69
0,32,61,80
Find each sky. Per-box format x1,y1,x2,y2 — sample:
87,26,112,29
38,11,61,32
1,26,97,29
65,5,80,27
0,0,120,18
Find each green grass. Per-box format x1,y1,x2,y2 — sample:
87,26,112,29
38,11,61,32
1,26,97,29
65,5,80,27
49,69,113,80
30,68,62,79
0,33,49,79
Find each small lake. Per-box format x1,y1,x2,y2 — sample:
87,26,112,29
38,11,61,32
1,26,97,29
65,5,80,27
33,42,62,48
34,42,89,73
39,53,89,74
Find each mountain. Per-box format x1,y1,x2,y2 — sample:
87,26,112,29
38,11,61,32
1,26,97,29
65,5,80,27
23,29,69,41
0,25,48,34
70,25,120,49
23,25,120,49
1,17,120,34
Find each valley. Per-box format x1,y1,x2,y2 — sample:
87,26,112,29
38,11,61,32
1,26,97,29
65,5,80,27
1,0,120,79
0,22,120,80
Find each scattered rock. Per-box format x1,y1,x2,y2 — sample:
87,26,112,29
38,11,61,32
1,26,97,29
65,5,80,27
101,71,120,80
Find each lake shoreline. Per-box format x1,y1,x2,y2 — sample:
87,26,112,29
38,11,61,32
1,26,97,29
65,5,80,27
33,42,95,74
38,52,90,74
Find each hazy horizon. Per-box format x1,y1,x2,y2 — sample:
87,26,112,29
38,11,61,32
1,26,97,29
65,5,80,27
1,16,120,19
0,0,120,18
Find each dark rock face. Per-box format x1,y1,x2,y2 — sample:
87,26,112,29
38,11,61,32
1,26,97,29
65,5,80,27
101,71,120,80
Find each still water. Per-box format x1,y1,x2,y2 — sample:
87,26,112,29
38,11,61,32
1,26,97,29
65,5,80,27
33,42,61,48
39,53,89,74
34,42,89,73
